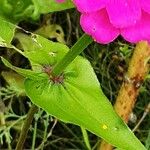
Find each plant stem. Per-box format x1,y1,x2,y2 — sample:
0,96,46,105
15,104,38,150
39,115,49,150
31,118,38,150
51,33,93,76
81,127,91,150
99,41,150,150
132,102,150,132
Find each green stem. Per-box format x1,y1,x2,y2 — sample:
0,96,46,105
51,34,93,76
40,115,49,150
31,118,38,150
15,104,38,150
81,127,91,150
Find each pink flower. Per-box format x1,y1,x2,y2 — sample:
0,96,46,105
73,0,150,44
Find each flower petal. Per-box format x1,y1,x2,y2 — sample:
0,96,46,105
121,11,150,43
106,0,141,28
80,9,120,44
140,0,150,14
73,0,107,13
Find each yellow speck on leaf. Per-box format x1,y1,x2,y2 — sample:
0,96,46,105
102,124,108,130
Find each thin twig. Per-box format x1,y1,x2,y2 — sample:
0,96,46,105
15,104,38,150
66,13,72,45
132,103,150,132
47,119,57,138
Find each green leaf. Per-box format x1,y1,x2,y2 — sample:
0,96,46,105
0,0,33,22
1,57,46,80
0,0,74,22
15,33,69,66
32,0,74,16
24,56,146,150
34,24,65,44
0,17,15,43
1,71,25,96
146,74,150,79
145,130,150,150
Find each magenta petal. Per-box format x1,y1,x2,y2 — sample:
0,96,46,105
140,0,150,14
73,0,107,13
106,0,141,28
80,9,120,44
121,11,150,43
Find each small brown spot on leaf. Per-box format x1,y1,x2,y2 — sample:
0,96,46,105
128,90,133,97
123,105,127,110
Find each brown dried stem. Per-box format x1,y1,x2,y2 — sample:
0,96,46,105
99,41,150,150
15,104,38,150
